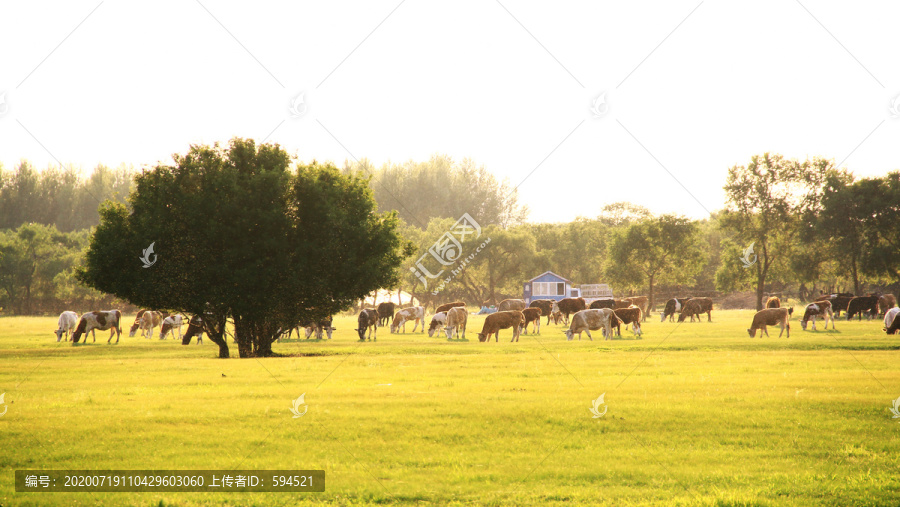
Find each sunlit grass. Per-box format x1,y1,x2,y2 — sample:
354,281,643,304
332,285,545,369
1,310,899,506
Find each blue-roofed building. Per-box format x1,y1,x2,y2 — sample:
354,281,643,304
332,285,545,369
522,271,576,304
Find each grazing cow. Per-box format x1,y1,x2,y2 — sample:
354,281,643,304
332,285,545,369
304,315,334,340
391,306,425,333
72,310,123,344
747,307,793,338
677,297,713,323
816,293,854,317
660,298,691,322
846,296,880,321
181,315,204,345
878,294,897,316
565,308,619,341
159,315,184,340
883,307,900,334
624,296,649,321
529,299,556,325
589,299,615,310
521,307,542,335
477,310,525,342
551,308,563,325
612,306,643,337
498,299,526,312
357,309,379,341
54,311,79,342
435,301,466,314
555,297,587,325
800,300,834,331
427,312,448,337
377,302,396,327
766,296,781,308
444,307,468,340
131,310,164,339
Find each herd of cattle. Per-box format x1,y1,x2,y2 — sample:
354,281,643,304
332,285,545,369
53,292,900,346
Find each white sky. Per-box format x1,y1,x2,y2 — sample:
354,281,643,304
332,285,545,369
1,1,898,224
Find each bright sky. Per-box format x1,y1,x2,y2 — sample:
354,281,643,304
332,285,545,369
1,1,898,224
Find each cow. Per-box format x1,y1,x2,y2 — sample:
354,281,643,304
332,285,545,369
612,306,643,338
677,297,713,323
159,315,184,340
54,311,79,342
554,297,587,326
529,299,556,325
589,299,615,310
660,298,691,322
800,300,834,331
72,310,123,344
498,299,526,312
444,307,468,340
885,308,900,335
766,296,781,308
477,310,525,342
816,293,854,317
435,301,466,314
357,309,379,341
551,308,564,324
747,307,793,338
878,294,897,316
613,299,632,309
520,307,542,335
427,312,448,337
391,306,425,333
181,315,204,345
130,310,164,339
377,302,396,327
565,308,619,341
624,296,649,321
846,296,880,321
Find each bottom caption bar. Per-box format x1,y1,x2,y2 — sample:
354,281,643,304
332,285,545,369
15,470,325,492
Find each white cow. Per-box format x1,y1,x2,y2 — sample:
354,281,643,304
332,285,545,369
444,307,468,340
565,308,617,341
159,315,183,340
72,310,123,344
885,307,900,332
391,306,425,333
54,311,79,342
427,312,448,337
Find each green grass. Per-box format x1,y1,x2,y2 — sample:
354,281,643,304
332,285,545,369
2,310,900,506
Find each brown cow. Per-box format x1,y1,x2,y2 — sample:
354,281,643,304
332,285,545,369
800,300,833,331
613,299,632,310
554,297,587,325
816,293,853,316
677,297,713,323
846,296,879,321
377,302,396,327
521,307,542,335
624,296,649,321
564,308,620,341
477,311,525,342
498,299,527,312
612,306,643,337
529,299,555,325
444,307,468,340
748,307,793,338
435,301,466,314
72,310,123,344
589,299,615,310
766,296,781,308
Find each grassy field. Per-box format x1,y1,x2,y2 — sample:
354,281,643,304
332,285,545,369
2,309,900,506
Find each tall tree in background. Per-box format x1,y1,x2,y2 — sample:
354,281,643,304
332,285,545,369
605,215,704,312
856,172,900,281
78,139,411,358
721,153,831,310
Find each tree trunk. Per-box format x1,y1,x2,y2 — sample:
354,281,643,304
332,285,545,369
851,260,860,295
206,332,230,358
232,316,254,358
647,274,655,317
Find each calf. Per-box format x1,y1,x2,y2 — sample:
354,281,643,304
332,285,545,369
72,310,123,344
677,297,713,323
357,309,379,341
612,306,643,337
427,312,448,337
878,294,897,316
391,306,425,333
54,311,79,342
800,300,834,331
159,315,184,340
624,296,649,321
529,299,555,325
846,296,879,321
766,296,781,308
377,302,396,327
444,307,468,340
555,297,587,326
747,307,793,338
883,307,900,334
477,310,525,342
435,301,466,314
521,307,542,335
498,299,526,312
660,298,691,322
565,308,619,341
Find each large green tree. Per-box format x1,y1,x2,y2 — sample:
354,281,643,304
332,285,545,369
604,215,704,312
78,138,411,358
